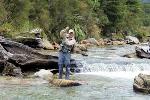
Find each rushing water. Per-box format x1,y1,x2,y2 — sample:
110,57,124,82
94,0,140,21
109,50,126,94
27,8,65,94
1,45,150,100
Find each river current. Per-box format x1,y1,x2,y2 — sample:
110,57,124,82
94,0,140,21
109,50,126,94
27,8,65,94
0,45,150,100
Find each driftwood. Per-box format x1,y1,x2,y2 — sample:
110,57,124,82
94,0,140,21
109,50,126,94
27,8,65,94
135,46,150,59
49,79,82,87
0,37,78,73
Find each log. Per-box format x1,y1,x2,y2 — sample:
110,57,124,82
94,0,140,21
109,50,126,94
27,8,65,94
49,79,82,87
34,69,82,87
0,37,79,73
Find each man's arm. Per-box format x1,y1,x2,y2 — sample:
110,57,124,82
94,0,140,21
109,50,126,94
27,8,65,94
60,27,69,39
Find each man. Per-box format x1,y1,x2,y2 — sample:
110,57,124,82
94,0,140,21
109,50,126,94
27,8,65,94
58,27,76,80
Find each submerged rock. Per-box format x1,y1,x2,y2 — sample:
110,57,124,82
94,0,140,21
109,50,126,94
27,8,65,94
122,53,137,58
133,73,150,93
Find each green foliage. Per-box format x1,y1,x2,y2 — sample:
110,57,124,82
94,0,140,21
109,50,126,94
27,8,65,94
0,0,148,41
143,3,150,26
0,22,15,38
74,24,85,42
0,0,7,25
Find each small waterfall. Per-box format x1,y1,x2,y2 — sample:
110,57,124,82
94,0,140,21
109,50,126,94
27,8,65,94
74,45,150,78
78,61,150,79
80,62,150,72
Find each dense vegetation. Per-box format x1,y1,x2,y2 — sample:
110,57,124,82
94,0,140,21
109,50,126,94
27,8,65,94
0,0,149,42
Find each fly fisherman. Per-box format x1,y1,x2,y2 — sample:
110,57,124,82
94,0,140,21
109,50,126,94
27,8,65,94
58,27,76,80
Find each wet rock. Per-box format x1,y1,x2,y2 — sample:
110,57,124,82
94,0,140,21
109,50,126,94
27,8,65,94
122,53,137,58
135,46,150,59
76,44,88,51
73,46,88,56
133,73,150,93
2,62,22,77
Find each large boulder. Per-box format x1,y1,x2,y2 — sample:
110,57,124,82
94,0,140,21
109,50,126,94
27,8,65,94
133,73,150,93
126,36,139,44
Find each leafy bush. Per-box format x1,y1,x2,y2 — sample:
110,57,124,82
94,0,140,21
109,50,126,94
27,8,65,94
74,24,85,42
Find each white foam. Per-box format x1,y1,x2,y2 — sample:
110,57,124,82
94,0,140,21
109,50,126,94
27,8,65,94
77,71,150,79
80,62,150,72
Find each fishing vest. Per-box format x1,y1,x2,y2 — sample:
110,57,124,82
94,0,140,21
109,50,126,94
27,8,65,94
59,41,74,53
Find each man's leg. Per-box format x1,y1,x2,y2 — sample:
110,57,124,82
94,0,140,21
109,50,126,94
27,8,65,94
65,64,70,80
58,52,64,79
58,64,63,79
65,53,71,80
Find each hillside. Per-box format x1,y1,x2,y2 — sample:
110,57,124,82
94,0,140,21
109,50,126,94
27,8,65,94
0,0,149,42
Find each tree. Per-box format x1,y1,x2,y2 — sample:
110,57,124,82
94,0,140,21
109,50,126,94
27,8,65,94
125,0,144,32
101,0,127,35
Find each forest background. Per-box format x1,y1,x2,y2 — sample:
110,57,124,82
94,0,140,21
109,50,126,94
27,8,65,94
0,0,149,42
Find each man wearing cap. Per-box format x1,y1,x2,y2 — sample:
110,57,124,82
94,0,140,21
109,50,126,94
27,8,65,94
58,27,76,80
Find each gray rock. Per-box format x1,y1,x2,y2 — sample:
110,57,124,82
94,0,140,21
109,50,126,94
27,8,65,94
126,36,139,44
133,73,150,93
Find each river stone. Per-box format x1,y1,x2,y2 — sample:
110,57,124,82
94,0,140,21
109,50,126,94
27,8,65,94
76,44,87,51
133,73,150,93
34,69,53,80
122,53,137,58
126,36,139,44
87,38,99,46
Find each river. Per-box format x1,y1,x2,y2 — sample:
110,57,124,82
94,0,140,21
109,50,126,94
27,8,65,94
0,45,150,100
